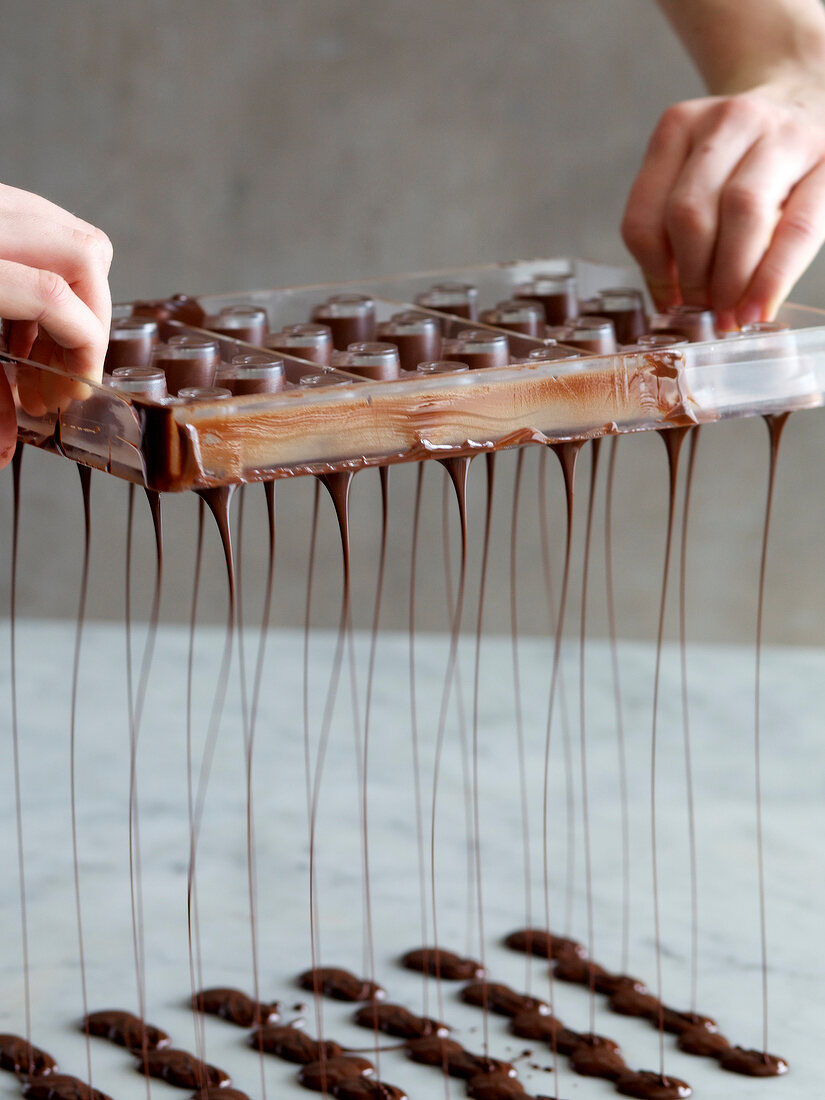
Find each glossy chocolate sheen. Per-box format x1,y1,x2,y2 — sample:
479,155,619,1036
84,1009,170,1052
568,1035,626,1080
353,1002,447,1039
406,1038,514,1081
658,1009,715,1036
503,929,585,960
0,1036,57,1077
718,1047,788,1076
132,295,205,327
615,1070,693,1098
297,1055,374,1092
329,1078,407,1100
400,947,484,980
23,1077,113,1100
460,981,548,1017
192,987,279,1028
609,985,661,1019
677,1025,731,1057
251,1024,341,1064
136,1048,230,1088
297,967,384,1002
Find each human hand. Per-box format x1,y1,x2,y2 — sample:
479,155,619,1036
0,182,113,465
622,76,825,331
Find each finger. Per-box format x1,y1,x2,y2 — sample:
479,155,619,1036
0,258,106,380
708,136,814,329
738,160,825,323
622,102,699,310
0,367,17,468
7,319,39,360
665,101,765,309
0,182,113,256
0,208,112,334
30,333,94,408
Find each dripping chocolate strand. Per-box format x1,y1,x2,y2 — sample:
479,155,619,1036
650,426,690,1075
70,465,94,1086
9,446,33,1075
678,429,701,1014
578,439,602,1036
471,454,496,1054
187,485,237,1081
537,447,576,936
604,437,631,976
508,449,533,992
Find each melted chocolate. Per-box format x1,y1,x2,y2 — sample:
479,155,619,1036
615,1070,692,1099
658,1008,715,1036
406,1038,515,1081
251,1024,341,1064
297,1055,374,1092
136,1048,230,1089
192,987,278,1028
676,1025,730,1057
460,981,548,1018
190,1091,250,1100
718,1047,788,1077
503,929,585,960
84,1010,170,1052
23,1077,112,1100
465,1073,528,1099
400,947,484,981
329,1078,407,1100
353,1003,448,1039
298,967,384,1002
132,294,206,326
552,954,611,989
0,1036,57,1077
508,1011,565,1042
568,1034,626,1080
609,985,661,1019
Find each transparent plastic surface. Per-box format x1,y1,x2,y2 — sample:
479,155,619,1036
6,259,825,491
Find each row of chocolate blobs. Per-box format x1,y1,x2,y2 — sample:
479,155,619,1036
103,274,778,403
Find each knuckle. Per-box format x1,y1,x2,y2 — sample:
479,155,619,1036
720,183,769,224
91,228,114,268
782,207,821,244
36,268,71,311
648,103,692,151
666,192,708,236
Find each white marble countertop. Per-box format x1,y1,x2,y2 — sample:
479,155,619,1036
0,620,821,1099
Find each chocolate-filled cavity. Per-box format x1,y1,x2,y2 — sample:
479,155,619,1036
192,987,279,1028
150,334,220,396
615,1070,692,1099
460,981,548,1018
568,1034,626,1080
298,371,352,388
312,294,376,349
105,317,159,372
0,1036,57,1077
415,281,479,321
297,967,384,1002
480,299,545,338
132,294,205,327
658,305,716,343
204,305,268,346
177,386,232,401
329,1078,407,1100
515,273,577,325
353,1002,448,1039
635,333,689,349
136,1049,230,1088
443,330,510,371
677,1025,731,1057
217,353,286,396
84,1009,170,1052
416,359,469,374
333,342,401,381
110,366,168,400
252,1024,341,1063
377,312,442,371
503,928,585,960
400,946,484,980
23,1076,113,1100
596,287,648,345
266,323,333,365
718,1047,788,1076
561,315,617,354
297,1055,374,1092
520,345,583,364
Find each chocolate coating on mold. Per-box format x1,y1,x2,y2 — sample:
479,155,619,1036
84,1010,170,1052
192,987,279,1028
329,1077,407,1100
615,1070,692,1098
400,947,484,980
353,1002,448,1039
460,981,548,1018
251,1024,341,1064
136,1048,229,1088
297,1055,374,1092
465,1073,528,1099
568,1034,626,1080
718,1047,788,1076
23,1077,113,1100
503,928,585,960
298,967,384,1002
676,1025,731,1057
0,1036,57,1077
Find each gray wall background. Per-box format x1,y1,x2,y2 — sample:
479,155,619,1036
2,0,825,644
